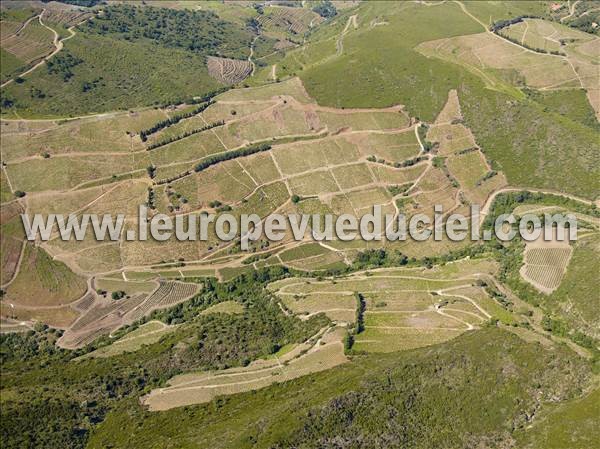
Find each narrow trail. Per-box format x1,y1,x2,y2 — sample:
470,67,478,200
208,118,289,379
561,0,581,23
248,35,260,77
336,14,358,56
2,12,41,41
1,11,86,88
479,187,594,227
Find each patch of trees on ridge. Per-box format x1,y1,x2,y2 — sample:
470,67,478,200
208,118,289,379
84,5,253,60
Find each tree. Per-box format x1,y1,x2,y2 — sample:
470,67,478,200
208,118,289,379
111,291,126,300
291,194,300,204
313,1,337,18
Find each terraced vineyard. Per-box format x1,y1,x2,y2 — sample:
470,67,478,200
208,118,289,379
0,2,599,448
520,237,574,294
143,326,347,410
125,281,201,322
271,258,502,352
257,6,324,36
207,56,253,84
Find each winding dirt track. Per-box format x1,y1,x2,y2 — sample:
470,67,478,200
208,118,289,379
1,10,85,88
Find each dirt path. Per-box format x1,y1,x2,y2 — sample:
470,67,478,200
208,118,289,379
336,14,358,56
1,12,86,88
1,12,41,41
561,0,581,23
248,35,260,77
436,286,492,320
479,187,593,226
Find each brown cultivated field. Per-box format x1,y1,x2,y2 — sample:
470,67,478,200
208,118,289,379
520,230,574,294
207,56,253,84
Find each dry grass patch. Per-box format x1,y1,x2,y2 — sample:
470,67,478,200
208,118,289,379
200,301,244,315
4,243,87,307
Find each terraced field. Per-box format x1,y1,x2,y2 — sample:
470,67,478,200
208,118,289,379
417,16,600,119
79,320,177,358
143,325,347,410
270,258,507,352
520,230,574,294
257,5,324,37
207,56,253,84
1,76,525,294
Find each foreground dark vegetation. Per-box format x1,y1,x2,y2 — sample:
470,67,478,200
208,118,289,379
2,190,599,449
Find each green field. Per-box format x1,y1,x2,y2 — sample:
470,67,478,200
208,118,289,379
1,5,255,117
86,328,593,449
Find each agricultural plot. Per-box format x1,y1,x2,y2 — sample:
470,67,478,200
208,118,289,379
78,320,177,358
58,293,148,349
43,9,92,28
207,56,253,84
56,280,199,348
417,22,600,118
216,77,314,104
0,14,54,78
417,32,575,90
1,108,167,161
257,6,324,37
125,281,201,322
200,300,244,315
95,278,158,295
347,129,420,162
279,242,347,272
427,90,507,208
271,258,499,352
142,326,347,411
0,302,79,329
520,230,573,294
0,201,24,284
2,243,87,307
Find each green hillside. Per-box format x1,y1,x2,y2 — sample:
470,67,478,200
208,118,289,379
0,5,254,117
87,328,592,449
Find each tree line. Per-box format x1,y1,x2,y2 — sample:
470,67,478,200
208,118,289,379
146,120,224,151
140,100,215,142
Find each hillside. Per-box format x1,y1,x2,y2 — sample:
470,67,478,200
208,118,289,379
0,5,255,117
0,1,598,448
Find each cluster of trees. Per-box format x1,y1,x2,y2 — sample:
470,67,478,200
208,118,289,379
312,1,337,19
194,142,272,173
475,170,498,186
146,187,156,210
146,120,224,151
1,264,331,448
366,154,428,168
418,123,434,152
146,165,156,178
45,0,103,6
140,100,215,141
84,5,253,60
489,15,538,32
46,51,83,82
397,155,428,168
387,184,411,196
